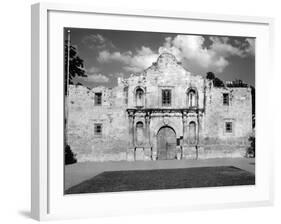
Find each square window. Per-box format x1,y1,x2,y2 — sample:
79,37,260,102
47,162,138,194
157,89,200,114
223,93,229,105
94,123,102,135
162,89,171,106
225,122,233,133
94,93,102,105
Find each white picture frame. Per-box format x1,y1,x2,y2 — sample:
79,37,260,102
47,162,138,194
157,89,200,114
31,2,274,221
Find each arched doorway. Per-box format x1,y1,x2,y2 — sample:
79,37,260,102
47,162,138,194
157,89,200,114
157,126,177,160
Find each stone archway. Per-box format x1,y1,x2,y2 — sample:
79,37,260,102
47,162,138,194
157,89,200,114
156,126,177,160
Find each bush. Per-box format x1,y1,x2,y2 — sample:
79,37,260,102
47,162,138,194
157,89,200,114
65,144,77,165
206,72,225,87
246,135,255,158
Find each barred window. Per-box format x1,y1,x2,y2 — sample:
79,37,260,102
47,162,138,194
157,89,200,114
225,122,233,133
94,93,102,105
162,89,171,106
94,123,102,135
223,93,229,105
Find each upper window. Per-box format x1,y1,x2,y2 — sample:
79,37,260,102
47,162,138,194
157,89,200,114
94,92,102,106
187,89,197,108
135,87,144,107
223,93,229,105
225,122,233,133
94,123,102,136
162,89,171,106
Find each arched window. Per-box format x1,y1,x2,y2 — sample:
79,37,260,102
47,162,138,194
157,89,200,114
189,121,196,144
135,87,144,107
136,121,144,145
123,86,128,104
187,89,197,108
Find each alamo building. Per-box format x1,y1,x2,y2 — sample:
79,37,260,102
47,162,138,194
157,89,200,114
67,53,253,162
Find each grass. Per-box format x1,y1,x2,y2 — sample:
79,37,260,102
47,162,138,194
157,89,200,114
65,166,255,194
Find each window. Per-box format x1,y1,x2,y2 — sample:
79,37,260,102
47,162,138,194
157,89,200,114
223,93,229,105
187,89,197,107
94,123,102,136
225,122,233,133
162,89,171,106
135,87,144,107
94,92,102,105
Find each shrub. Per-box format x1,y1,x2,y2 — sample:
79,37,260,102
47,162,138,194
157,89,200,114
65,144,77,165
246,134,255,158
206,72,225,87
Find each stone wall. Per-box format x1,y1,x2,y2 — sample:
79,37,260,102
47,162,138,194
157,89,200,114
201,81,252,158
67,85,129,162
66,53,253,162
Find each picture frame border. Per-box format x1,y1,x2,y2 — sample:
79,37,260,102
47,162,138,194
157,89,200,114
31,2,275,221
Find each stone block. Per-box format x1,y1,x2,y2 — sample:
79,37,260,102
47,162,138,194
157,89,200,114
135,147,144,160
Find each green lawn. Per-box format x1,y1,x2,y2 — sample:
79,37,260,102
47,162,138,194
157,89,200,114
65,166,255,194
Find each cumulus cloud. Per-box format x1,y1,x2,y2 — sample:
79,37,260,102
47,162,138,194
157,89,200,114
82,34,115,50
97,46,158,72
96,35,255,74
86,66,100,74
86,74,109,83
159,35,255,73
244,38,255,55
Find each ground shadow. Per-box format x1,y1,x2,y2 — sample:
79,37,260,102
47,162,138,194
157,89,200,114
66,166,255,194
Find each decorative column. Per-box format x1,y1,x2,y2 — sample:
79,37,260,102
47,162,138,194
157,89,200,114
182,111,188,159
144,112,152,160
127,111,135,161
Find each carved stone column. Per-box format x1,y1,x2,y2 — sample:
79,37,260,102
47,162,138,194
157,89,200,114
127,111,135,161
182,111,188,159
182,111,188,145
144,112,152,160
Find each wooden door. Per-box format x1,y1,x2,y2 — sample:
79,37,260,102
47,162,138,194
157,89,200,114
157,126,176,160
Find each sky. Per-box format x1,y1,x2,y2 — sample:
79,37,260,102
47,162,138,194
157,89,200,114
64,28,255,88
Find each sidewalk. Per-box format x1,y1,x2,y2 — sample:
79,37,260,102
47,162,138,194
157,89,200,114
64,158,255,190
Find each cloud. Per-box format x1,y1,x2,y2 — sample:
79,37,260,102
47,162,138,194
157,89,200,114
159,35,255,73
86,66,100,74
97,46,158,73
244,38,255,55
82,34,115,50
96,35,255,74
85,74,110,83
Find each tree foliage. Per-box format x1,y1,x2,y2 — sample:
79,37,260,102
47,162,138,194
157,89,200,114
206,72,215,80
206,72,225,87
64,41,86,94
65,144,77,165
250,86,255,128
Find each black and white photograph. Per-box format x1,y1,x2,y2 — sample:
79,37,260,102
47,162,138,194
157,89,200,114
64,28,256,194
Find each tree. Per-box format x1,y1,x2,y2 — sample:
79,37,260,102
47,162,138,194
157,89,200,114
206,72,225,87
206,72,215,80
213,77,225,87
65,144,77,165
250,86,255,128
64,41,87,95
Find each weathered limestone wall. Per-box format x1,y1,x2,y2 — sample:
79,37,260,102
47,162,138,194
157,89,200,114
126,53,205,110
67,85,129,162
200,81,253,158
67,53,253,162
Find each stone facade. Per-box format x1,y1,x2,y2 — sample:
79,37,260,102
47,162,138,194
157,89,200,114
67,53,252,162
